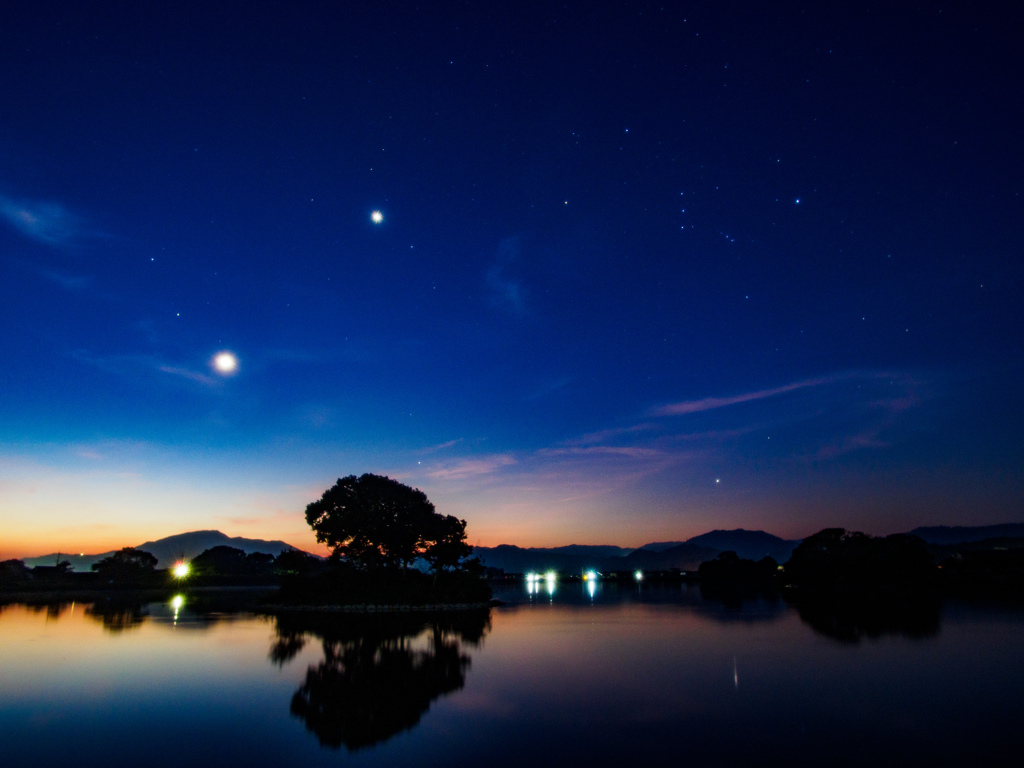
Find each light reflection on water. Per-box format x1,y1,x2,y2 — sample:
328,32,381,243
1,589,1023,767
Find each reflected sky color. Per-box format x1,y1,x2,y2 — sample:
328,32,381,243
3,592,1023,766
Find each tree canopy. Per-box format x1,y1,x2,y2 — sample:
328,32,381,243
91,547,158,581
305,474,474,572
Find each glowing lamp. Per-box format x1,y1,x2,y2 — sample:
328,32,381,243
172,562,190,578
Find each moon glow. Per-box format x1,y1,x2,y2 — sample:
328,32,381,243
212,351,238,375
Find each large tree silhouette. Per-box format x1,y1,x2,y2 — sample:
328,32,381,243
305,474,474,572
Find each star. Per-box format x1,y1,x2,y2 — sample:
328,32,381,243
370,210,384,224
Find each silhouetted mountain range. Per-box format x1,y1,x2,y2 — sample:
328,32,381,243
471,544,633,575
20,523,1024,574
621,542,718,571
23,530,303,570
474,529,801,573
686,529,802,562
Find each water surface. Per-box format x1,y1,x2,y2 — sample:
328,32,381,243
2,584,1021,766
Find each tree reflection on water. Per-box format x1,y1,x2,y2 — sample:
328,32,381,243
791,595,942,644
85,599,148,634
270,609,491,751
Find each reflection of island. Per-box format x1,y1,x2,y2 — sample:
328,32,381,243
270,610,491,751
790,596,941,644
85,599,148,634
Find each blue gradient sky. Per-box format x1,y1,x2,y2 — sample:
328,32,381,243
2,1,1021,558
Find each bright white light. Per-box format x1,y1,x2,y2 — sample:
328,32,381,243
370,210,384,224
171,595,184,611
545,571,556,595
585,570,597,582
635,570,644,581
173,562,190,578
212,351,238,375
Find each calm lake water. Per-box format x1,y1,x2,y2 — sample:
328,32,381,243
2,583,1022,767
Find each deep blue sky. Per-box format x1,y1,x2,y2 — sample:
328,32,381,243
2,1,1021,557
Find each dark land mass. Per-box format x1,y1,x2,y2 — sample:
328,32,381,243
471,544,633,575
18,523,1024,576
9,523,1024,605
476,529,799,574
23,530,304,571
623,542,719,571
908,523,1024,546
685,529,801,563
633,541,685,552
275,563,492,608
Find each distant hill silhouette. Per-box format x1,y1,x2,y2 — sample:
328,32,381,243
907,524,1024,546
24,530,305,570
635,541,686,553
25,522,1022,575
473,544,632,574
476,529,802,574
623,542,718,571
685,529,801,562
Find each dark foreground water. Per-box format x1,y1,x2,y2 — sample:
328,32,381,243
2,583,1022,767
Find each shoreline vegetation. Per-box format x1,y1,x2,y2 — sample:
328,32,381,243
4,529,1024,603
5,470,1024,610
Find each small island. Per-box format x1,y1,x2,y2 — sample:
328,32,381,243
276,473,492,609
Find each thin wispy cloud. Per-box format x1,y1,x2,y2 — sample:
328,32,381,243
0,196,84,246
427,454,516,481
523,376,571,401
418,438,464,454
157,365,218,386
568,423,659,446
39,269,93,291
812,429,889,461
539,445,665,460
71,349,226,388
651,376,835,417
486,237,527,314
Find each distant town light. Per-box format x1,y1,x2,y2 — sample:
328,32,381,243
173,562,190,578
635,570,644,581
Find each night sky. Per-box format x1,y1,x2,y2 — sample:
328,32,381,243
2,1,1021,559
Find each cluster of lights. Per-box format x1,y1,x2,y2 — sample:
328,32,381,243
525,571,558,595
525,571,558,585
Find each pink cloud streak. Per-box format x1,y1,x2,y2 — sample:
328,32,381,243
651,376,835,416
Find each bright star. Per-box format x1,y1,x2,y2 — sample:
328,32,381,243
371,210,384,224
212,351,238,375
